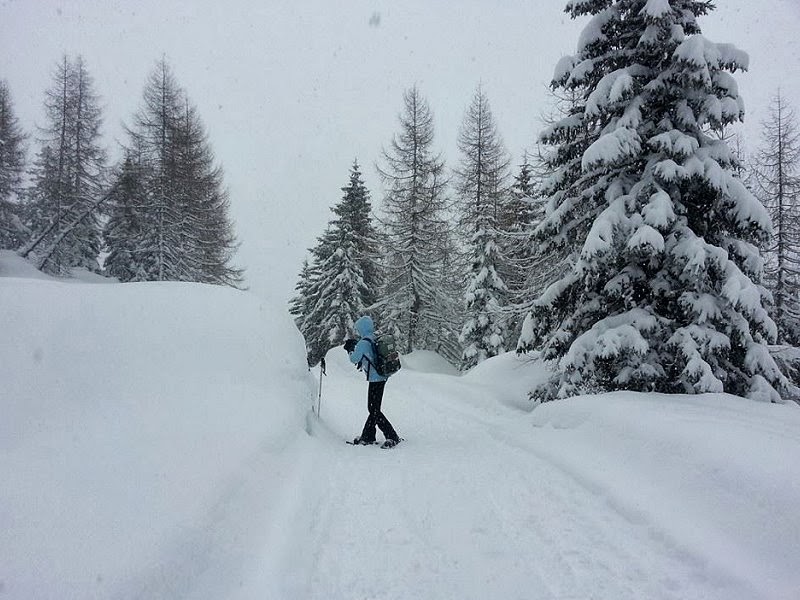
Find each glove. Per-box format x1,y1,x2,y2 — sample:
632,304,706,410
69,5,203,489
343,338,357,353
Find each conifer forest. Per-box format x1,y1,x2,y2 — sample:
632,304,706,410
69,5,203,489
2,1,799,402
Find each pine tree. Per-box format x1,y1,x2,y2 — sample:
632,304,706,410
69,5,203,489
750,91,800,344
289,258,316,330
23,56,106,274
378,85,455,354
522,0,785,402
0,79,27,249
500,157,543,340
291,161,381,366
103,155,148,281
120,58,242,285
454,85,512,368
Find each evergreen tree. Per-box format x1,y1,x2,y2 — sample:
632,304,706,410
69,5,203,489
289,258,316,330
499,156,541,341
103,155,147,281
750,91,800,344
120,58,242,285
291,161,381,366
0,79,27,249
378,85,455,354
454,85,512,368
23,56,106,274
521,0,785,402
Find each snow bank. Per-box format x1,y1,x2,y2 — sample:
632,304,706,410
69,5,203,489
0,258,314,599
0,250,117,283
528,392,800,599
400,349,460,376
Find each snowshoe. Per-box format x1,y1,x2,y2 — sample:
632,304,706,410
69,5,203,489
347,437,377,446
380,438,403,449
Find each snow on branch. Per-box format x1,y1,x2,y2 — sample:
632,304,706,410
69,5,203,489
640,0,672,19
586,69,634,116
674,36,749,74
582,127,641,171
576,6,618,53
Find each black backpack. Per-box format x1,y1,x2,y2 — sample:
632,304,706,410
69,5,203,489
368,333,402,378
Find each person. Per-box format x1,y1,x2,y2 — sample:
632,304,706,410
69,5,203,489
344,315,401,448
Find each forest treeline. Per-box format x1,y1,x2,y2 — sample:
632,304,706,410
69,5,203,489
288,1,800,404
0,56,242,287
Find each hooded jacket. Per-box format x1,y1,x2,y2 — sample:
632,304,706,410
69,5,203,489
349,315,388,383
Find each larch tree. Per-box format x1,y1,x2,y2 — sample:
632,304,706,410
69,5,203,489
750,91,800,344
454,85,512,369
116,58,242,286
378,85,456,355
520,0,785,402
291,161,382,367
123,58,183,280
103,155,148,282
23,56,106,274
0,79,27,250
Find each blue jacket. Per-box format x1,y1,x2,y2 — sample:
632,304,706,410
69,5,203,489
349,316,387,383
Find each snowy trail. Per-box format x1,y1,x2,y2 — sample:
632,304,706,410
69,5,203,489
271,357,759,600
4,266,797,600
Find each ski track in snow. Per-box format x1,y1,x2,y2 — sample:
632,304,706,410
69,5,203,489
86,358,776,600
264,365,758,600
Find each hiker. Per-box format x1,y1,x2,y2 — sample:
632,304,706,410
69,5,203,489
344,315,401,448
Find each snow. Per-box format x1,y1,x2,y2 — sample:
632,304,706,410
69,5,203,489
582,126,641,170
641,0,673,19
674,36,750,75
2,255,800,599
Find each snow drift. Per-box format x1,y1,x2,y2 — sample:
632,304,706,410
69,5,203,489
0,252,314,599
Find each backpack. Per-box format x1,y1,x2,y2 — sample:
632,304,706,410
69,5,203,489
367,333,402,378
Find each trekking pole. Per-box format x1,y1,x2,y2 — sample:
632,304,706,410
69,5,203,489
317,357,326,416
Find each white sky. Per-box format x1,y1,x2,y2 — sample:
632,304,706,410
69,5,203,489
2,0,799,303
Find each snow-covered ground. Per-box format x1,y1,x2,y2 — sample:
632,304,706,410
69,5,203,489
2,252,799,600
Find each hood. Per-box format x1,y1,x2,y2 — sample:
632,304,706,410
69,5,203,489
354,315,375,339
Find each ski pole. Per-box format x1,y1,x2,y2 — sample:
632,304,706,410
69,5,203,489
317,357,326,416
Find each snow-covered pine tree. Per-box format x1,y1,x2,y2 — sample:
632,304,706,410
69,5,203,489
378,85,456,355
121,58,242,285
498,156,541,340
289,258,316,330
103,156,148,282
750,91,800,344
291,161,381,366
521,0,786,402
23,56,106,274
454,85,512,369
0,79,27,250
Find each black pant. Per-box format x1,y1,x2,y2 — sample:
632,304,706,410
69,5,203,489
360,381,399,442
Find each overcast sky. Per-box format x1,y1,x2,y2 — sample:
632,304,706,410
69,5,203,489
2,0,799,303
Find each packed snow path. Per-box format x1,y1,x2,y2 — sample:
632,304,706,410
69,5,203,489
259,353,778,600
